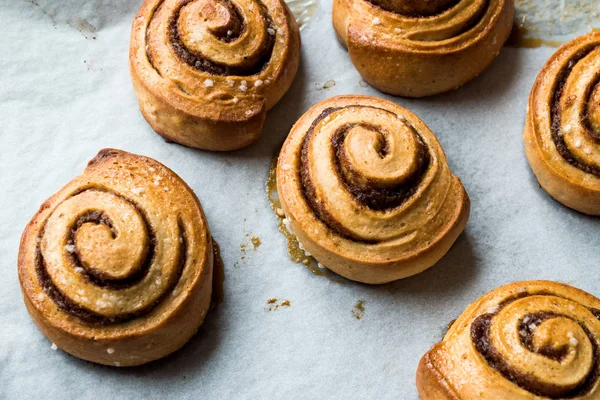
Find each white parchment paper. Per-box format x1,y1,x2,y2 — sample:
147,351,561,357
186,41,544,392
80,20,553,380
1,1,599,399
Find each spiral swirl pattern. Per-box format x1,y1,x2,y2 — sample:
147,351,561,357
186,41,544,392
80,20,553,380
277,95,469,284
417,281,600,399
332,0,513,96
19,149,213,366
525,32,600,215
130,0,300,150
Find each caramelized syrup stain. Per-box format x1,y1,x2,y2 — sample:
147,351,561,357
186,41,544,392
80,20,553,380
211,239,225,306
266,155,346,284
508,0,599,48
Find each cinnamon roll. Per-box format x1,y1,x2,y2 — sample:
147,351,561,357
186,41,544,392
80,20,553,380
18,149,213,366
332,0,514,97
417,280,600,399
276,95,470,284
130,0,301,151
524,32,600,215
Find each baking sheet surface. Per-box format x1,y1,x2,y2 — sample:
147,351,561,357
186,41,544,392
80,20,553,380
1,0,599,399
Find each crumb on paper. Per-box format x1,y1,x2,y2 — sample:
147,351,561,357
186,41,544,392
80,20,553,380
266,298,291,311
323,80,335,89
352,300,365,320
51,343,58,351
250,236,261,249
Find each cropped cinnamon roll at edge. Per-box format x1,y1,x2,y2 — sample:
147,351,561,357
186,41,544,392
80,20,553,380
417,280,600,399
524,32,600,215
332,0,514,97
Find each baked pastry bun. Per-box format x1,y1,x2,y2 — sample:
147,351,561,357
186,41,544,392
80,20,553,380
276,95,470,284
417,280,600,399
332,0,513,97
130,0,301,151
18,149,214,366
524,32,600,215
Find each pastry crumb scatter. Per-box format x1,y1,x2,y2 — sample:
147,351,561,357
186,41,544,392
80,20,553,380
51,343,58,350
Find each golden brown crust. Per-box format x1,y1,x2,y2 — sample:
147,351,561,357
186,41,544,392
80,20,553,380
18,149,213,366
417,281,600,399
277,95,469,284
130,0,301,151
524,32,600,215
332,0,513,97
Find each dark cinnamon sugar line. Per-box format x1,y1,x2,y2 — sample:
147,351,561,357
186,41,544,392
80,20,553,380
550,44,600,177
367,0,460,17
35,189,189,325
366,0,489,40
66,210,153,288
299,105,430,242
470,293,600,398
162,0,276,76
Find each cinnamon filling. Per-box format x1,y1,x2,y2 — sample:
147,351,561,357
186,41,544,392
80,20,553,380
299,106,430,242
367,0,460,17
366,0,489,41
550,45,600,177
67,210,153,288
35,190,188,325
470,294,600,398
